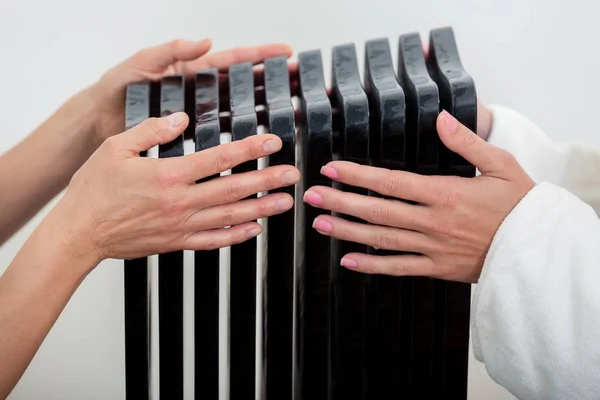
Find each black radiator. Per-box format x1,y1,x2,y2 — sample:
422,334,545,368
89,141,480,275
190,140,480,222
123,26,476,400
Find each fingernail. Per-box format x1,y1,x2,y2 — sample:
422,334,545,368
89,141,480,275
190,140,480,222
276,197,293,212
304,190,323,206
282,169,299,185
320,165,339,180
247,227,262,238
312,218,332,233
341,257,358,269
441,110,458,132
263,139,281,153
167,112,185,127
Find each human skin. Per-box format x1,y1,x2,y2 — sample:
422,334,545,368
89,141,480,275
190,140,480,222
304,110,534,283
0,39,300,398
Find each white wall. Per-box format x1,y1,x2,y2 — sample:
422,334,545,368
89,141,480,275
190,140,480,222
1,0,598,398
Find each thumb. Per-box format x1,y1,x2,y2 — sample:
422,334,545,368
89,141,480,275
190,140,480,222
436,110,507,175
117,112,189,154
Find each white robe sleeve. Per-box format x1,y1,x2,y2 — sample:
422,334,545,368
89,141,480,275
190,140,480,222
485,105,600,214
471,106,600,399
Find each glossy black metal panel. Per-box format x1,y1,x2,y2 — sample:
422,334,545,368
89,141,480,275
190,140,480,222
427,27,476,399
124,82,152,400
427,27,477,177
363,38,406,399
193,69,221,400
297,50,333,400
263,56,296,400
398,32,440,399
330,43,369,400
228,62,258,400
158,75,186,400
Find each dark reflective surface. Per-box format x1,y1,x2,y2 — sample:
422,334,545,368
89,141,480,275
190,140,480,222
263,56,296,400
158,75,185,400
298,49,333,400
228,62,259,400
330,43,369,400
193,69,220,400
427,27,477,400
364,38,406,399
122,28,475,400
124,82,152,400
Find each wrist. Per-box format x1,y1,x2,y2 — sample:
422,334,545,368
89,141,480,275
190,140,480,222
72,85,105,150
41,198,103,277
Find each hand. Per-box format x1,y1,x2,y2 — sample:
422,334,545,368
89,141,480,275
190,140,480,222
52,112,299,268
89,39,293,145
303,110,534,283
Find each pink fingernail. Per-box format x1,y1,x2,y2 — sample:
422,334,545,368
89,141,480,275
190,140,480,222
320,166,339,180
304,190,323,206
312,218,333,233
341,257,358,269
440,110,458,132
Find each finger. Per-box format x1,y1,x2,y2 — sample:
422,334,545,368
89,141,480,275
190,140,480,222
436,110,510,175
303,186,429,230
134,39,212,71
187,165,300,208
311,215,430,253
117,112,188,154
185,43,293,73
186,193,293,231
338,253,436,278
319,161,438,204
184,221,262,251
171,134,284,182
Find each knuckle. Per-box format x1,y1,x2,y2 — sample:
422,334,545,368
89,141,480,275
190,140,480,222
202,237,220,251
102,136,121,154
247,139,263,160
145,117,168,134
133,48,152,62
374,229,397,250
222,183,243,202
461,128,479,146
258,201,273,218
171,39,187,51
394,262,410,277
380,174,401,196
218,209,236,227
496,150,516,169
437,188,460,209
434,219,456,238
366,205,392,225
215,150,233,171
157,168,178,188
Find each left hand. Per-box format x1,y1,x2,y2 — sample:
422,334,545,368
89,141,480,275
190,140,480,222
89,38,292,144
303,110,535,283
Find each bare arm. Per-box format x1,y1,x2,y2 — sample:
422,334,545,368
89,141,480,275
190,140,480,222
0,88,100,245
0,113,300,398
0,38,293,246
0,203,98,398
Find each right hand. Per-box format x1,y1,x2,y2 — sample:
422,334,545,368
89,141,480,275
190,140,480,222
54,112,299,266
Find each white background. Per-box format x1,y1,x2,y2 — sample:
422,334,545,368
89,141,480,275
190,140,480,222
1,0,598,399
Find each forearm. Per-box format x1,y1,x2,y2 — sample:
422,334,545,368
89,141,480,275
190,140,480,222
0,205,98,398
0,87,100,245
